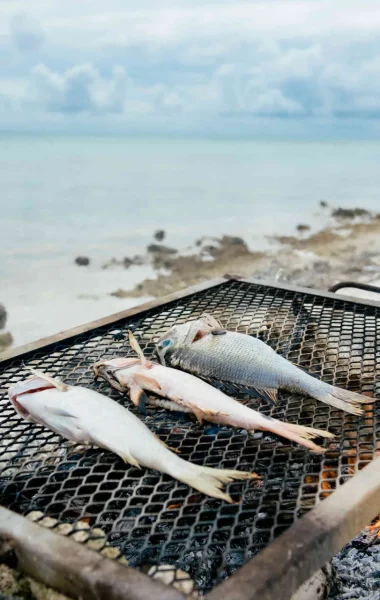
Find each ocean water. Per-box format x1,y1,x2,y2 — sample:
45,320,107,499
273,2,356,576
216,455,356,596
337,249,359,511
1,134,380,348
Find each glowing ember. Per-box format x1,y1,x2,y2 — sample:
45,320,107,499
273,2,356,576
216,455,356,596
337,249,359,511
366,515,380,538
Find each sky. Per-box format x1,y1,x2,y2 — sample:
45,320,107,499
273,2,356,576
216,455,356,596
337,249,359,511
1,0,380,137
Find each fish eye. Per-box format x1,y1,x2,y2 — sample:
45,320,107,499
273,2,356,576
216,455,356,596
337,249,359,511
160,339,173,349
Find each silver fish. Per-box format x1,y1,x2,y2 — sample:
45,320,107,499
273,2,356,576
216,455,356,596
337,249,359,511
94,332,334,454
8,369,257,503
155,314,371,416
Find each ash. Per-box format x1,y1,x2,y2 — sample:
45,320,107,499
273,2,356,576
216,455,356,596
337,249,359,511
329,528,380,600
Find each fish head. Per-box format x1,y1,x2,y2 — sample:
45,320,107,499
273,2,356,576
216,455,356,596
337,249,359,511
155,318,210,364
93,357,141,390
8,375,55,418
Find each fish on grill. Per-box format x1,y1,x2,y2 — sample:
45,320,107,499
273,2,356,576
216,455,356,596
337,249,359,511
8,370,258,503
155,314,371,416
94,332,334,454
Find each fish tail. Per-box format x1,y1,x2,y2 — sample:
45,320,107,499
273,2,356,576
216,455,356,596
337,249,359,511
262,419,333,454
310,382,370,416
179,466,259,503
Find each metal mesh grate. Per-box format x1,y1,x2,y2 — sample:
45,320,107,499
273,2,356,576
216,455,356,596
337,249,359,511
0,280,379,594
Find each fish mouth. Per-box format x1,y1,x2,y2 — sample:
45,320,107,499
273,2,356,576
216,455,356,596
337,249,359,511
93,357,142,392
9,376,55,419
93,357,140,378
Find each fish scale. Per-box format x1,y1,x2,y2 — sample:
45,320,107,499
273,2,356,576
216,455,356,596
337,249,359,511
157,317,372,416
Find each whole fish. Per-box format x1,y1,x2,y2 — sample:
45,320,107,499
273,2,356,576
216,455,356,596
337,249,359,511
155,314,370,416
94,332,334,454
9,370,257,503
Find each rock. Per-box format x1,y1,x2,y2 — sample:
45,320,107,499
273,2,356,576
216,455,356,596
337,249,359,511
320,201,328,208
332,207,371,220
110,288,129,298
75,256,90,267
296,224,311,233
147,244,177,255
131,255,145,266
154,230,166,242
0,563,71,600
223,235,245,246
0,332,13,353
0,304,6,330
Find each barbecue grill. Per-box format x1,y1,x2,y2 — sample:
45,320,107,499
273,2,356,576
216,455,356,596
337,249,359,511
1,276,380,600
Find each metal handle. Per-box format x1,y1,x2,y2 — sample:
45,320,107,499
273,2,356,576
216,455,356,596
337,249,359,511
329,281,380,295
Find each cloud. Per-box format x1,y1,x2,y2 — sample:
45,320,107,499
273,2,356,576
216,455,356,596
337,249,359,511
0,1,380,132
10,13,44,51
30,64,128,114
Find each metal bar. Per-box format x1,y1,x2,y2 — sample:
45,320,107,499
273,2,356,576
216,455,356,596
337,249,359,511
0,278,227,364
3,274,380,366
328,281,380,295
239,276,380,308
0,506,185,600
206,456,380,600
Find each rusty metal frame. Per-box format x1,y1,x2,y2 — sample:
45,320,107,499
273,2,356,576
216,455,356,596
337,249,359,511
1,276,380,600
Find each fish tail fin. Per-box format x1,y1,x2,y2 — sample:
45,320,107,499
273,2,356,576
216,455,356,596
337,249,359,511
263,420,334,454
311,383,370,416
179,466,260,504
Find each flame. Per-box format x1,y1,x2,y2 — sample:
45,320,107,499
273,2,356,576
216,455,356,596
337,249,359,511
366,515,380,538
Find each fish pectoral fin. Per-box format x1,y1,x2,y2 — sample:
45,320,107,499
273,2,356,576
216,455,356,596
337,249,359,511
255,387,278,404
51,407,78,419
190,404,222,424
152,432,180,454
134,374,162,393
130,385,148,415
119,451,141,469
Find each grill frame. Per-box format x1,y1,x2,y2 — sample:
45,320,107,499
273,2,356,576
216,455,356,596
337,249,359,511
1,276,380,600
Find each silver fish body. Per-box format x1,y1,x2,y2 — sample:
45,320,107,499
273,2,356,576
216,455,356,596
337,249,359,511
9,373,256,502
155,316,371,416
95,357,334,454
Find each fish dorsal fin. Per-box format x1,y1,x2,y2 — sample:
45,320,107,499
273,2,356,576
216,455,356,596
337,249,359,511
128,330,151,368
254,387,278,404
202,313,223,329
26,368,68,392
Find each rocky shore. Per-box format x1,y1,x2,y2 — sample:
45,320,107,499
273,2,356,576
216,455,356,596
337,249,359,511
0,304,13,353
106,206,380,300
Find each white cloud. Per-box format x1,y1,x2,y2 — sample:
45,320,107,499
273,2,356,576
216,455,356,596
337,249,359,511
0,0,380,130
29,64,128,114
10,13,44,51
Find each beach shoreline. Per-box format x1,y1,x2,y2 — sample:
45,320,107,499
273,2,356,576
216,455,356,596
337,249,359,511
2,205,380,354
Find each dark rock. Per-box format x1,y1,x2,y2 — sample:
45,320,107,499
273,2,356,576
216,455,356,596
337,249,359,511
320,201,328,208
147,244,177,255
131,255,146,266
123,258,133,268
202,245,219,257
332,207,371,220
75,256,90,266
296,224,311,233
154,230,166,242
0,304,6,330
0,332,13,353
223,236,245,246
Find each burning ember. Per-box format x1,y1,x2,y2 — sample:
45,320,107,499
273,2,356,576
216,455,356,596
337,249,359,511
365,515,380,538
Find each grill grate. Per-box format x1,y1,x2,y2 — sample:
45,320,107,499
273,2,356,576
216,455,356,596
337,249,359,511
0,279,379,594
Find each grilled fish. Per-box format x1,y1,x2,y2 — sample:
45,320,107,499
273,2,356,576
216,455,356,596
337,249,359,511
155,314,371,416
94,331,334,453
9,370,257,503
